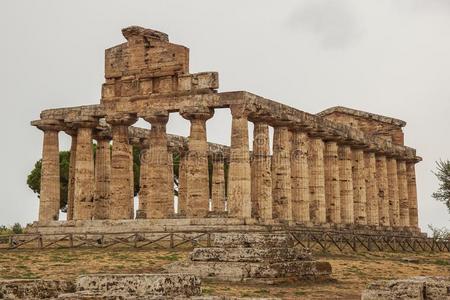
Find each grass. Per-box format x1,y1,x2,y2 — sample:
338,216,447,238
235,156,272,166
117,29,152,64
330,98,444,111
0,248,448,299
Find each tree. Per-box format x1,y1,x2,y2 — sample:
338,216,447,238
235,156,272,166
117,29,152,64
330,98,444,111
432,159,450,214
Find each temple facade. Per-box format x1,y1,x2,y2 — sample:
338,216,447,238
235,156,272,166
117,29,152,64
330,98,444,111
31,26,421,232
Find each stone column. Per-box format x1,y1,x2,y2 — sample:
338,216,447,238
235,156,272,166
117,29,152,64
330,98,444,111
338,145,354,225
397,160,410,227
324,140,341,224
211,153,226,212
251,122,272,220
352,148,367,225
376,155,390,226
291,131,310,223
65,129,77,221
227,104,251,218
272,125,292,222
106,113,137,220
177,147,188,215
309,137,326,224
71,117,98,220
406,162,419,228
33,120,62,222
167,150,174,212
137,138,150,218
129,143,135,217
141,110,172,219
387,157,400,227
93,135,111,220
181,106,214,217
364,152,379,226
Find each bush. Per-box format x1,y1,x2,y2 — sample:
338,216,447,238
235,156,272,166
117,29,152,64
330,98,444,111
0,223,24,235
428,225,450,240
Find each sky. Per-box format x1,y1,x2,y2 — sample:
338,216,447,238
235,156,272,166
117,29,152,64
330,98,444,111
1,0,449,233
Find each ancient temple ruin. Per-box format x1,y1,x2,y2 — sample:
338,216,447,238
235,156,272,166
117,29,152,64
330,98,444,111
31,26,421,233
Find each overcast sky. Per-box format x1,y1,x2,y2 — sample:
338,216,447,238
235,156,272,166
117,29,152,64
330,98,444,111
1,0,449,232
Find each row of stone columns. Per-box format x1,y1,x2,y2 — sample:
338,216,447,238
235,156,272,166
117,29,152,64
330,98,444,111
35,106,419,230
247,120,419,229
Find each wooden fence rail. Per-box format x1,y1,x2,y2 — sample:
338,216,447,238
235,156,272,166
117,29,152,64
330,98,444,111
1,229,449,253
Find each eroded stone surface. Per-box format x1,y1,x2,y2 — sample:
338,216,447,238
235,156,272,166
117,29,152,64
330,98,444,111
362,277,450,300
76,274,201,297
212,233,295,248
190,247,312,262
0,279,75,299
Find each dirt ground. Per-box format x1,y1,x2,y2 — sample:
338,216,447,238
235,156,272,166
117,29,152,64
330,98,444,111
0,247,449,299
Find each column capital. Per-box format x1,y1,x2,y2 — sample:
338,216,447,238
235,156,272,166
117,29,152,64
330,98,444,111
106,112,138,126
140,109,169,124
180,106,214,121
230,103,253,118
31,119,65,132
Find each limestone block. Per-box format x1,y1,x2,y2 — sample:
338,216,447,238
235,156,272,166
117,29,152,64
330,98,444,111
165,261,331,282
76,274,201,298
190,247,312,262
212,233,294,248
362,277,450,300
0,279,74,299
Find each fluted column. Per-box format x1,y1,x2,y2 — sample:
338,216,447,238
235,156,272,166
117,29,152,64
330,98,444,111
291,131,310,223
167,150,174,212
272,126,292,222
339,145,353,224
387,157,400,227
93,136,111,220
376,155,390,226
141,110,172,219
137,138,150,218
33,120,62,222
397,160,410,227
352,148,367,225
309,137,326,224
71,118,97,220
211,153,226,212
181,106,214,217
106,113,137,220
364,152,379,226
65,129,77,221
324,141,341,224
406,162,419,228
251,122,272,220
227,104,251,218
177,147,188,215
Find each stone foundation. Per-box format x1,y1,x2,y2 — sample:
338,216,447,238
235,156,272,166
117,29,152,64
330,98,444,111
165,233,332,283
362,277,450,300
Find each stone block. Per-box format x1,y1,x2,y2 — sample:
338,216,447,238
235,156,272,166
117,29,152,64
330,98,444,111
190,247,312,262
76,274,201,298
165,260,331,282
362,277,450,300
0,279,75,299
212,233,294,248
